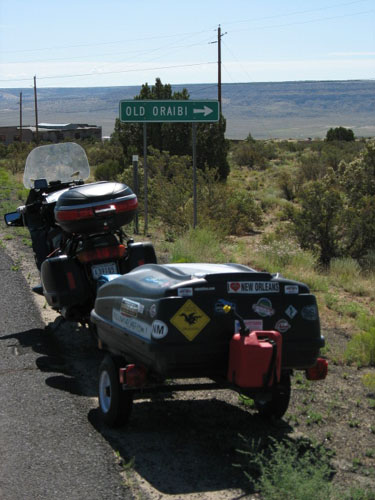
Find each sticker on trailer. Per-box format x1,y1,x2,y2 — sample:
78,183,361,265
151,320,168,339
252,298,275,317
120,298,144,317
149,303,157,318
227,281,280,294
143,276,170,287
112,309,151,339
214,299,236,314
284,285,299,294
235,319,263,333
301,305,318,321
285,305,298,319
170,299,210,342
195,286,216,292
275,319,291,333
177,287,193,297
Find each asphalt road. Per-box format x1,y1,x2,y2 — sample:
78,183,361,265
0,247,132,500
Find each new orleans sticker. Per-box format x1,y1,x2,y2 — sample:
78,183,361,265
170,299,210,341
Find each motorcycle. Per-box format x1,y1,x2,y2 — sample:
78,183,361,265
4,142,156,324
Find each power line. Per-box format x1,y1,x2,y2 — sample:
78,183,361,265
2,29,213,55
0,61,217,84
230,8,374,34
223,0,372,26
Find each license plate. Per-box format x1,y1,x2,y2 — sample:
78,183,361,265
91,262,118,279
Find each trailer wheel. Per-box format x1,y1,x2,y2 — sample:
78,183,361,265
98,355,133,427
255,372,291,419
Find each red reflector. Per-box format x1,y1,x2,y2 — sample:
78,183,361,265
115,197,138,213
66,271,76,290
56,206,94,222
120,364,147,387
77,244,126,263
306,358,328,381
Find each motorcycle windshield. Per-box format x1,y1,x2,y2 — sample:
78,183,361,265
23,142,90,189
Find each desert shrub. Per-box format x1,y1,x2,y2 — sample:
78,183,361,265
86,141,123,166
129,150,263,237
326,126,355,142
345,325,375,367
235,437,334,500
329,257,361,285
287,180,344,267
278,170,300,201
232,134,276,169
362,373,375,393
94,160,123,181
297,151,327,183
170,227,226,263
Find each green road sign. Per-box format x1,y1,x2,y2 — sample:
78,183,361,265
119,100,219,123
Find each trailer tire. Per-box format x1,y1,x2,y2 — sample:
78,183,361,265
98,355,133,427
255,372,291,419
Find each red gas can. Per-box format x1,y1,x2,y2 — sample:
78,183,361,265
227,330,282,388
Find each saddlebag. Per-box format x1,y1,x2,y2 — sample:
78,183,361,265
41,254,92,309
54,181,137,234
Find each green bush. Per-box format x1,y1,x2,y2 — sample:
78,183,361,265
94,160,123,181
345,326,375,367
170,227,225,263
236,437,334,500
326,127,355,142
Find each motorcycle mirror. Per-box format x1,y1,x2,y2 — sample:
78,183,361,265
4,211,23,227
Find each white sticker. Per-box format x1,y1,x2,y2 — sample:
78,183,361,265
275,319,291,333
177,287,193,297
285,305,298,319
228,281,280,294
120,298,144,317
149,303,157,318
112,309,151,339
252,298,275,317
151,320,168,339
285,285,299,294
234,319,263,333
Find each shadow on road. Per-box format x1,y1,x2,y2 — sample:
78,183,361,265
88,393,293,496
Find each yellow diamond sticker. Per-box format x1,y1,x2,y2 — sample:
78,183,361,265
170,299,210,341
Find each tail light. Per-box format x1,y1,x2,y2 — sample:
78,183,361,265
77,244,126,263
55,196,138,222
119,364,147,387
306,358,328,381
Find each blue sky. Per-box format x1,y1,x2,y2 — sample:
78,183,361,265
1,0,374,88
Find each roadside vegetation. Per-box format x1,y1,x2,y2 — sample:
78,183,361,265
1,116,374,497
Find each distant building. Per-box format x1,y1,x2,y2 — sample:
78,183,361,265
0,123,102,145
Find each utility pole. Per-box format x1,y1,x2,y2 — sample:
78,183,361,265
211,26,226,115
19,92,23,142
34,76,39,143
218,25,222,114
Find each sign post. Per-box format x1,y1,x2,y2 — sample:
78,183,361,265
132,154,139,234
119,100,220,230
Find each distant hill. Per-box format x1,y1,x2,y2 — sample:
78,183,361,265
1,80,374,139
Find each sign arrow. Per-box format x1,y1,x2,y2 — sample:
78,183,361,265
193,105,213,117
